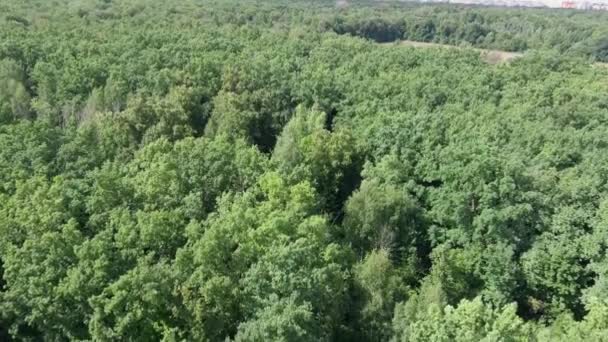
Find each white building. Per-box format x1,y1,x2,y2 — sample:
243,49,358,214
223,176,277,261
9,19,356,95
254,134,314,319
423,0,608,9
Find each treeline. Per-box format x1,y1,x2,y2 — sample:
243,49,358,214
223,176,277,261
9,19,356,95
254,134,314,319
1,0,608,340
322,3,608,61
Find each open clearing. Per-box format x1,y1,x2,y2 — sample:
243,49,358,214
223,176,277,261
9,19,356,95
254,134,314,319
385,40,524,64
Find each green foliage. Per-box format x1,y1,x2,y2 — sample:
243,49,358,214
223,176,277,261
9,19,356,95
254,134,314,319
1,0,608,340
353,249,408,341
324,4,608,57
343,178,425,260
392,292,536,341
0,59,31,124
536,298,608,341
273,106,362,215
88,261,181,341
234,295,322,342
1,220,84,339
169,172,352,339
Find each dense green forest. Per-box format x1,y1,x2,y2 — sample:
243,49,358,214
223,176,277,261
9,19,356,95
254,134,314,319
2,0,608,340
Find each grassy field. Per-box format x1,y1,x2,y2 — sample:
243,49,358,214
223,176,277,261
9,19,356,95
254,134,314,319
383,40,524,64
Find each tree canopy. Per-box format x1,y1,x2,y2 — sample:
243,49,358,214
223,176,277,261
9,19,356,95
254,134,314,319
2,0,608,340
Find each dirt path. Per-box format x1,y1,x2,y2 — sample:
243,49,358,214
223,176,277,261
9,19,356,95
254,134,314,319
389,40,524,64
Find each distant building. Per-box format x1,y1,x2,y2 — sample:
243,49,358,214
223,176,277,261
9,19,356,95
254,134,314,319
336,0,350,7
453,0,549,7
561,0,577,7
415,0,608,9
560,0,608,8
